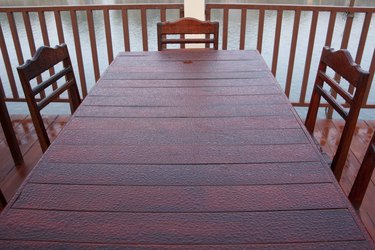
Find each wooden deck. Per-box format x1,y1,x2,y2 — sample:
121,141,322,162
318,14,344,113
1,115,374,242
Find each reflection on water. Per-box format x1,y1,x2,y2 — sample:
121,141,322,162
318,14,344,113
0,0,374,119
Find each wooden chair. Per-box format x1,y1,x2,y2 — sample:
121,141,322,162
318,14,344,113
348,132,375,210
305,47,370,181
17,44,81,152
157,17,219,51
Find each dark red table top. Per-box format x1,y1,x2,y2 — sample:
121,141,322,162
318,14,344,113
0,50,373,249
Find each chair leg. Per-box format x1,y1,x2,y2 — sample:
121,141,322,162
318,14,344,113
0,189,7,207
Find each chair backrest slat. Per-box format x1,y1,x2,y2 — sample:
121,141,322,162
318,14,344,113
305,47,370,181
32,66,73,96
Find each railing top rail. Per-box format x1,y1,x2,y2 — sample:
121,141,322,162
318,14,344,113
206,3,375,12
0,4,374,13
0,4,184,12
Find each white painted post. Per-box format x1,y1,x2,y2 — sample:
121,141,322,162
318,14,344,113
184,0,205,20
184,0,206,48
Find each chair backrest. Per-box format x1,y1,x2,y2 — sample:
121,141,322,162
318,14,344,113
305,47,370,181
17,44,81,152
157,17,219,51
348,132,375,209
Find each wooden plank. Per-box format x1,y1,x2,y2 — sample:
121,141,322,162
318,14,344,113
55,128,308,146
0,240,371,249
14,183,345,212
0,209,365,244
74,104,294,118
84,95,286,107
89,86,282,97
29,162,331,186
110,60,269,72
44,144,320,164
66,116,302,131
95,77,276,88
117,50,260,61
102,71,273,80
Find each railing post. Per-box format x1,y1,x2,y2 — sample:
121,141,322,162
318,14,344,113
184,0,205,20
184,0,205,48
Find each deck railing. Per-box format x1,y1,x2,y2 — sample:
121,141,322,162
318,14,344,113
0,3,374,113
0,4,184,102
206,4,375,110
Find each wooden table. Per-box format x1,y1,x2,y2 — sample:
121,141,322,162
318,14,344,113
0,50,373,249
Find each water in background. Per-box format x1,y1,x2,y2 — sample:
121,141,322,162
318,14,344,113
0,0,374,119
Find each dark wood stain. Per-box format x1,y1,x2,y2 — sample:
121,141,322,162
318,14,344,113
0,50,374,247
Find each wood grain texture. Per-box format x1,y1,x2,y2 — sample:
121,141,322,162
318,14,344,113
74,104,294,118
102,71,272,80
89,86,282,97
66,117,302,130
117,50,260,60
83,94,287,107
0,240,372,250
1,49,372,248
29,162,330,186
0,209,365,244
54,128,308,146
44,144,320,164
109,59,269,72
95,78,275,88
13,183,346,212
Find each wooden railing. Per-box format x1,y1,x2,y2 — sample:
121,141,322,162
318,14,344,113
206,4,375,109
0,4,184,102
0,3,374,112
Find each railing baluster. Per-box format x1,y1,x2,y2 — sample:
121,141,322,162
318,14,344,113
350,11,372,95
70,10,87,97
160,8,166,22
23,12,37,54
23,11,45,99
54,10,65,44
363,49,375,106
7,12,24,65
87,9,100,82
341,11,354,50
205,7,211,21
355,12,372,65
38,11,58,92
257,8,265,53
104,9,113,64
272,9,283,76
239,8,247,50
160,8,167,50
141,8,148,51
38,11,50,47
325,11,337,47
299,10,318,104
285,9,301,98
0,23,18,99
222,8,229,50
122,9,130,52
